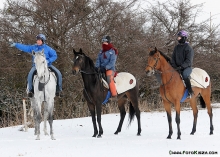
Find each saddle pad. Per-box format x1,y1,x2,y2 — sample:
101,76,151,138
190,68,210,88
114,72,136,94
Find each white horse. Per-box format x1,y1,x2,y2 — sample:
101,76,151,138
31,49,56,140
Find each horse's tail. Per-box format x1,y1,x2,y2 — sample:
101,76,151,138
128,101,135,125
199,95,206,108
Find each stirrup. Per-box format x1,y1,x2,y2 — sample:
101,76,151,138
187,94,191,99
28,92,33,98
56,91,63,98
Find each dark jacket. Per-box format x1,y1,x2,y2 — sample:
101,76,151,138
171,43,194,69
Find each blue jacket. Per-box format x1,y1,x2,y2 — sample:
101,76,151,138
15,43,57,66
95,48,117,71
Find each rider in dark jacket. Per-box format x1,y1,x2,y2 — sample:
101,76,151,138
171,30,194,98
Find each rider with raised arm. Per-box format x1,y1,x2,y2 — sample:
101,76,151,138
9,34,62,98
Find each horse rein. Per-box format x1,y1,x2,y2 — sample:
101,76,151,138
147,55,175,105
79,69,104,103
37,66,51,102
80,70,98,75
146,55,160,74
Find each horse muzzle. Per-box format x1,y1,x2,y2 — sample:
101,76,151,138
72,68,80,75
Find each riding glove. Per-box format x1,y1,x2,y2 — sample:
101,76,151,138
175,66,182,73
9,42,16,47
95,67,100,72
175,66,182,71
100,67,106,73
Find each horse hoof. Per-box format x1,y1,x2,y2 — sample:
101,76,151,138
177,137,181,140
92,133,98,137
97,135,102,138
137,133,141,136
51,135,56,140
190,132,194,135
210,132,213,135
167,136,171,139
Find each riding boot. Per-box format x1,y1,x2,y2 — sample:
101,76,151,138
28,88,34,98
28,92,33,98
55,85,63,98
184,77,193,98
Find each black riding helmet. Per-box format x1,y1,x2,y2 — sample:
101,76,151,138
102,35,111,43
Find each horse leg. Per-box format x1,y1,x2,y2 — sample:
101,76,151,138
34,102,42,140
30,100,37,135
96,104,103,138
164,100,173,139
175,102,181,140
43,101,49,136
201,87,214,134
189,98,198,135
48,101,55,140
87,102,98,137
114,98,126,135
126,87,141,135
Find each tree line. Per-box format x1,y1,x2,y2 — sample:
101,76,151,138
0,0,220,128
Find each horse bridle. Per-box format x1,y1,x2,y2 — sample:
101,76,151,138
146,54,160,74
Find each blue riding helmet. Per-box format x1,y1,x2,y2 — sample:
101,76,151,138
102,35,111,43
36,34,46,42
177,30,188,38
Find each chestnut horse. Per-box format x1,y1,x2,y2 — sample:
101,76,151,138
72,48,141,137
145,47,213,139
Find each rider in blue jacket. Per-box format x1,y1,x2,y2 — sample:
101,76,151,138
95,35,118,102
10,34,62,98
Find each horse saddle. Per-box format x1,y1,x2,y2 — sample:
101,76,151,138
32,70,57,91
101,72,136,94
189,67,210,88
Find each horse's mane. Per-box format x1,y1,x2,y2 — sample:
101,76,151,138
149,49,171,63
85,55,95,68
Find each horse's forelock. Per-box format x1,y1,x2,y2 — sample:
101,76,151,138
35,53,46,64
149,49,157,56
149,49,171,63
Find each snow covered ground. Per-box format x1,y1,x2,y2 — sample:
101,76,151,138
0,105,220,157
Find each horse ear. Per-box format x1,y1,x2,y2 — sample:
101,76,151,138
32,50,35,56
155,47,158,52
73,48,76,55
79,48,82,53
41,49,44,55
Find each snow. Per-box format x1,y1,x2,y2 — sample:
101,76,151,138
0,107,220,157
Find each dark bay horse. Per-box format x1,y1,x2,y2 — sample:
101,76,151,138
145,47,213,139
72,48,141,137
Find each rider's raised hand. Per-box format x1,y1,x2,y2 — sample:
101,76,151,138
9,39,15,47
